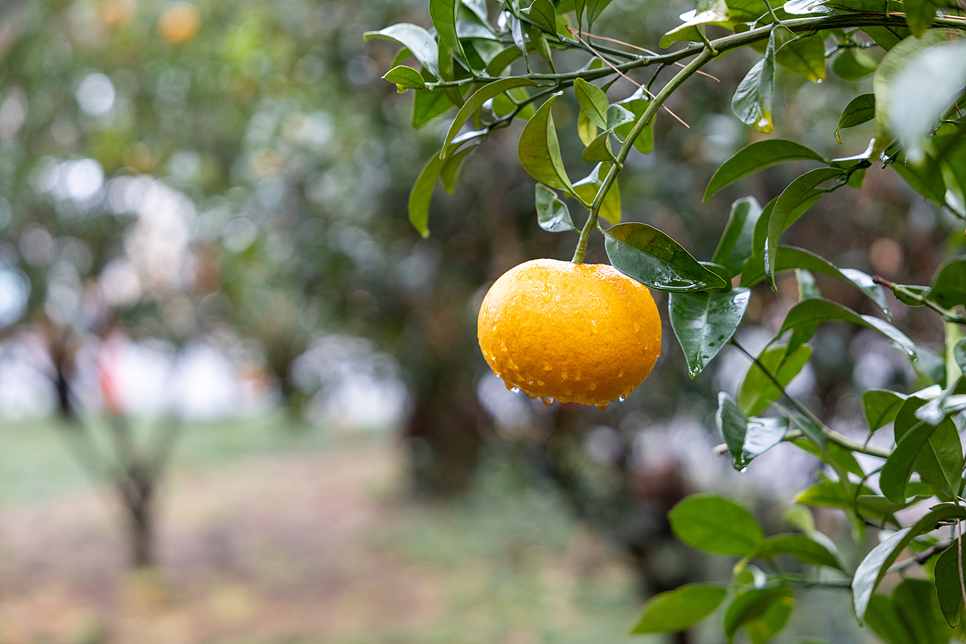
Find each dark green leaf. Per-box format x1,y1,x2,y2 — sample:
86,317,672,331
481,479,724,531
765,168,845,287
604,223,729,292
832,48,877,80
365,24,440,77
629,583,728,634
740,246,890,317
928,258,966,310
862,388,907,431
462,0,489,23
955,339,966,378
737,344,813,417
705,140,825,201
903,0,939,37
713,197,763,276
835,93,875,143
865,594,916,644
518,92,573,192
522,23,555,70
891,396,964,500
439,144,475,193
573,78,609,130
408,152,446,237
853,504,966,622
723,586,794,644
891,152,948,205
430,0,467,64
892,578,953,644
413,87,456,128
669,493,765,556
573,163,620,224
441,78,537,157
796,268,820,300
605,104,635,130
485,45,523,76
753,534,842,569
585,0,615,25
934,537,965,627
670,289,750,379
526,0,557,32
880,418,946,502
781,406,828,452
733,26,794,134
778,298,917,358
581,131,614,163
717,392,789,471
534,184,576,232
383,65,427,91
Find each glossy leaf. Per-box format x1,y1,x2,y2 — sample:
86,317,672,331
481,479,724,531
365,24,440,77
741,246,890,317
604,223,729,292
732,27,793,134
853,504,966,622
833,48,877,80
439,144,476,193
668,493,765,556
573,163,620,224
383,65,427,91
573,78,609,130
605,104,635,130
661,0,732,48
774,33,826,82
670,289,750,379
713,197,763,276
795,481,876,511
717,392,789,471
862,388,906,431
534,184,576,232
705,140,824,201
778,298,917,358
765,168,845,287
892,396,964,500
738,344,813,417
526,0,557,32
585,0,615,25
934,537,966,627
408,152,446,237
927,257,966,310
629,583,728,634
752,534,842,569
723,586,794,644
518,92,573,192
891,579,953,644
429,0,466,64
413,87,456,128
835,93,875,143
462,0,489,23
872,30,950,156
441,78,537,158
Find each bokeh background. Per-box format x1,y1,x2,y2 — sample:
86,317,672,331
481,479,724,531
0,0,959,642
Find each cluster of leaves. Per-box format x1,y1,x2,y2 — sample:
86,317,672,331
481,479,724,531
376,0,966,639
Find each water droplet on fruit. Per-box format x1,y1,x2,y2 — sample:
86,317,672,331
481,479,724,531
541,397,554,406
617,369,624,377
574,372,581,381
595,402,609,411
633,323,640,333
536,380,545,386
564,388,572,395
591,320,598,333
619,394,628,402
543,362,552,371
525,392,537,399
589,382,596,391
561,370,568,380
510,386,521,394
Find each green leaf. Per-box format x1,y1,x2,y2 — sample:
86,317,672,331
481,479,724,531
717,392,789,471
660,0,733,48
832,48,877,80
365,24,440,77
629,583,728,634
462,0,489,23
603,223,729,292
605,104,635,130
778,298,917,359
573,163,620,223
928,258,966,310
585,0,615,25
614,87,655,154
737,344,813,417
526,0,557,32
408,152,446,237
887,40,966,163
704,140,825,202
534,184,576,232
430,0,467,65
713,197,763,276
894,396,964,500
903,0,939,37
880,411,953,502
862,388,907,431
740,246,890,317
872,30,950,156
573,78,609,130
934,537,965,627
732,27,794,134
774,33,827,82
835,93,875,143
577,109,597,146
891,578,953,644
441,78,537,158
669,493,765,556
890,152,948,205
795,480,875,510
522,23,555,70
865,594,916,644
413,87,456,128
765,167,845,288
670,289,751,379
723,586,794,644
383,65,427,91
752,534,842,569
439,144,475,193
853,504,966,623
518,92,573,192
581,131,614,163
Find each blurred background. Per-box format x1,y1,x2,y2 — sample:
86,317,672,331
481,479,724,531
0,0,959,642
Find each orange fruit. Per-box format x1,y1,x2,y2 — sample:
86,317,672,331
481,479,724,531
477,258,662,409
158,2,200,44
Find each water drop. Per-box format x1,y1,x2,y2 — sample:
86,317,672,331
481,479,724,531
536,380,545,386
525,392,537,399
504,381,513,391
633,323,640,333
589,382,596,391
574,372,581,381
492,325,498,332
617,369,624,378
541,397,554,406
595,402,609,411
591,320,598,333
561,370,568,380
619,394,628,402
564,388,572,395
510,386,521,394
543,362,552,371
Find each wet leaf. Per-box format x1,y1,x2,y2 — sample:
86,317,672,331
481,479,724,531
670,289,751,379
927,258,966,310
534,184,576,232
778,298,917,358
430,0,467,64
604,223,728,292
441,77,536,157
717,392,789,471
713,197,763,276
705,140,825,201
737,343,813,417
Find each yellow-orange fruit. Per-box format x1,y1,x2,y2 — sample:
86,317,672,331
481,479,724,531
477,258,662,409
158,2,200,44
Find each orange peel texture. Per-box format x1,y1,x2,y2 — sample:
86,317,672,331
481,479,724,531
478,258,662,409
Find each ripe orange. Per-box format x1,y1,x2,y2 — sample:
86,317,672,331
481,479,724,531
477,258,662,409
158,2,201,44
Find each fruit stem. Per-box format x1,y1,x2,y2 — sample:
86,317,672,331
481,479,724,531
571,47,714,265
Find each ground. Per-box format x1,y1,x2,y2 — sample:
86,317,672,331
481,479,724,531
0,418,645,644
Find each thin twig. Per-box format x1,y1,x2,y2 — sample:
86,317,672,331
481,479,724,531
583,31,720,81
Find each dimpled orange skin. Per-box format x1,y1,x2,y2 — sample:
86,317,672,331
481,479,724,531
478,258,662,408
